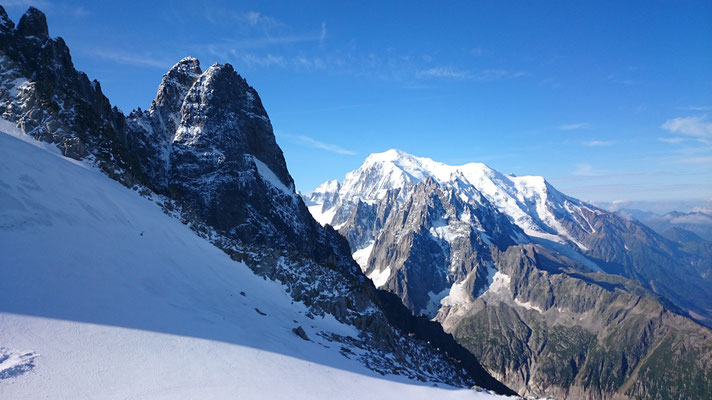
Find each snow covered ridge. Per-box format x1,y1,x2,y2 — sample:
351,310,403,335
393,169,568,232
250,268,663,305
0,129,515,399
305,148,607,312
308,148,602,250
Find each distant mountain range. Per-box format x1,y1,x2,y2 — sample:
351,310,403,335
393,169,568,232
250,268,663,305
306,149,712,399
2,5,711,400
616,209,712,242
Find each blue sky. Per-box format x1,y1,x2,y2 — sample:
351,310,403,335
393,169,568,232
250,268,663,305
5,0,712,210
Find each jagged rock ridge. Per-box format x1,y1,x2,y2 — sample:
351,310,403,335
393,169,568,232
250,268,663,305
0,6,515,395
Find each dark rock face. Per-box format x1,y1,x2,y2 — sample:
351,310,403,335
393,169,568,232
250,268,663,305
16,7,48,38
565,210,712,324
340,178,523,315
0,6,143,186
125,57,202,183
292,326,309,341
0,7,14,33
0,6,341,278
169,62,292,188
444,245,712,399
125,58,336,261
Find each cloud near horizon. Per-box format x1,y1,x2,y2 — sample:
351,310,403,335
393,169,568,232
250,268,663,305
279,132,357,155
558,123,592,131
573,163,598,176
85,48,172,69
583,140,613,147
661,115,712,141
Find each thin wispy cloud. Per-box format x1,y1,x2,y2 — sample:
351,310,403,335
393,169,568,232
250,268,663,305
418,66,471,80
661,115,712,141
583,140,613,147
203,8,326,49
551,170,658,183
280,132,357,155
294,56,326,70
605,74,636,85
2,0,50,8
4,1,89,17
214,34,327,50
677,105,712,111
86,48,172,69
558,123,592,131
71,6,90,17
241,11,282,30
474,69,527,81
320,22,327,42
417,66,525,82
680,157,712,164
661,143,712,166
573,163,599,176
658,137,685,144
227,51,286,68
203,8,282,31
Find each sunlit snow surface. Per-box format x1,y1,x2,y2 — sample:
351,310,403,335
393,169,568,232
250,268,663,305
0,129,510,399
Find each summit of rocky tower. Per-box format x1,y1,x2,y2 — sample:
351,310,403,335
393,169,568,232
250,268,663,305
0,6,15,33
16,6,48,38
0,6,142,184
127,58,309,253
151,57,202,131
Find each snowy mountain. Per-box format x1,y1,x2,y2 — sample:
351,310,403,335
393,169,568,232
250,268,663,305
310,149,598,249
307,149,712,399
308,149,712,324
0,6,516,398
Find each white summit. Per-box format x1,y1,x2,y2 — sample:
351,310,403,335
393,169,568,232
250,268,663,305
307,149,602,251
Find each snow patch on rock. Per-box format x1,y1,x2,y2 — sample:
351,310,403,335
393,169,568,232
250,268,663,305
252,156,295,197
368,266,392,288
352,242,374,271
0,348,38,380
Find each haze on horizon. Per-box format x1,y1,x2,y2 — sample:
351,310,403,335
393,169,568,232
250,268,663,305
6,0,710,212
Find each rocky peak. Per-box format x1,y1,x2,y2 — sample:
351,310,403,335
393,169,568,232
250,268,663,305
0,6,14,33
151,57,201,118
16,7,48,38
174,61,292,189
0,6,136,181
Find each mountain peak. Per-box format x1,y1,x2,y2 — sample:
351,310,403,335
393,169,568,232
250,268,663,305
151,56,202,117
169,57,202,77
204,62,238,80
362,149,492,177
363,149,423,165
313,179,340,194
17,7,48,38
0,6,14,32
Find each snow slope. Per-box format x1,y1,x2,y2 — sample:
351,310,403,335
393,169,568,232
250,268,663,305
0,129,508,399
